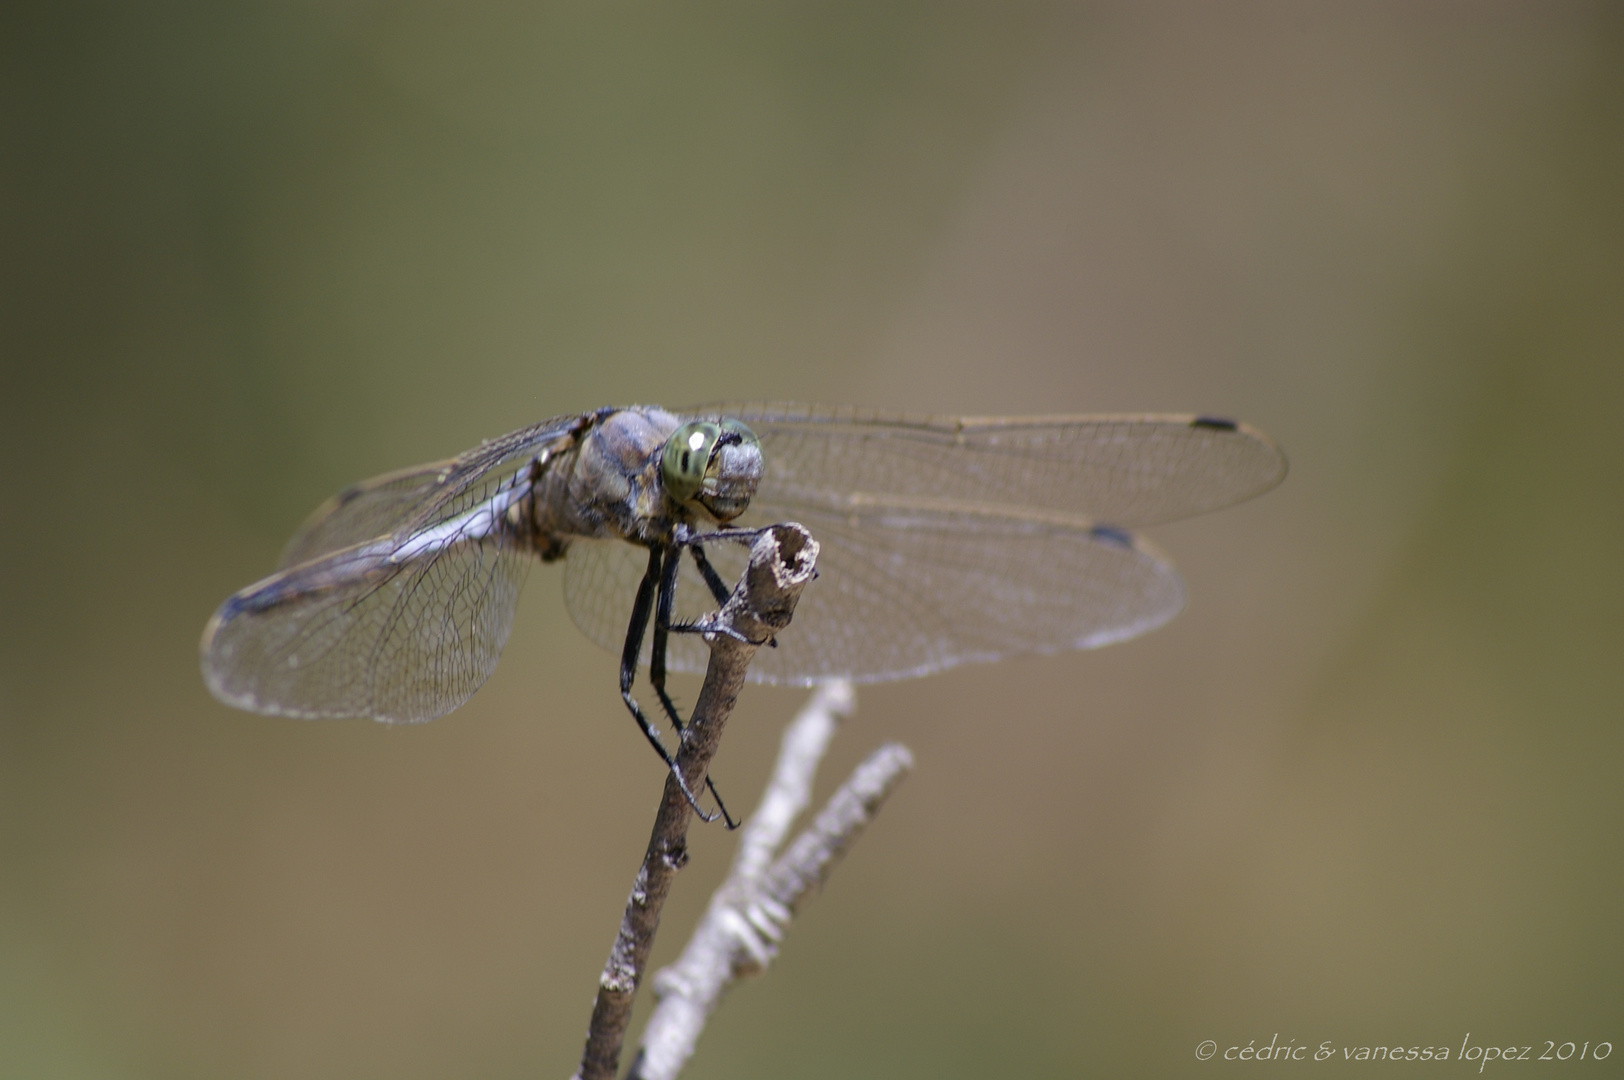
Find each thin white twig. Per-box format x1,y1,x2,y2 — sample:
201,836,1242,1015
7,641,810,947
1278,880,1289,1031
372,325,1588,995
731,680,856,886
630,683,913,1080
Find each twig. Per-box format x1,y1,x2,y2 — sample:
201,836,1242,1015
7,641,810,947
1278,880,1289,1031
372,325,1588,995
571,523,819,1080
629,687,914,1080
725,681,858,889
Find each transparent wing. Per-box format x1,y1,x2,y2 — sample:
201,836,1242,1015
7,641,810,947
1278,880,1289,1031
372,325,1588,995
563,508,1183,686
278,412,590,569
202,531,531,723
563,404,1281,684
203,412,591,722
696,403,1287,529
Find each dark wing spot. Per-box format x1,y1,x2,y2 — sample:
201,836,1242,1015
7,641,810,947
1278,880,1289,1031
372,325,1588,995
1191,416,1239,431
1089,525,1134,548
333,482,368,507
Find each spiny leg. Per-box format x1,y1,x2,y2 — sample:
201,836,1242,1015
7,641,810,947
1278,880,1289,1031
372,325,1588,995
678,528,778,648
650,541,737,828
620,545,715,822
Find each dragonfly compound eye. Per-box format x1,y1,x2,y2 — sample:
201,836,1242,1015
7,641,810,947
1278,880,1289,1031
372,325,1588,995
699,419,762,522
661,421,722,505
660,419,763,521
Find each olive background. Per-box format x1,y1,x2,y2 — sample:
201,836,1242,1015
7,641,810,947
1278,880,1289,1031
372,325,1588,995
3,4,1621,1078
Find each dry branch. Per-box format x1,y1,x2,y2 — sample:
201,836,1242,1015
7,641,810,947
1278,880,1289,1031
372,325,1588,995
571,523,818,1080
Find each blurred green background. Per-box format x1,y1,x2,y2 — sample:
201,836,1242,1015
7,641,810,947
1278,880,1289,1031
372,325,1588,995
3,4,1621,1078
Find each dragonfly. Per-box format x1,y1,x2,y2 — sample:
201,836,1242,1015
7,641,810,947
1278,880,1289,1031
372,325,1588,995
201,403,1285,817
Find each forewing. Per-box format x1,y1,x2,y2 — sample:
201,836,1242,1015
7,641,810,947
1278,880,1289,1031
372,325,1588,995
561,507,1183,686
203,531,530,722
562,404,1275,683
279,412,589,569
694,403,1286,529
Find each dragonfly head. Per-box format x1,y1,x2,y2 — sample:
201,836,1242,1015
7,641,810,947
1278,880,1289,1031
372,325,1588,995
661,418,763,522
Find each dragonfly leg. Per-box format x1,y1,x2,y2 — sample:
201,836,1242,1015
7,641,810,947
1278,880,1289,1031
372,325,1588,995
666,620,770,647
650,542,738,828
685,525,769,546
648,542,687,732
687,544,732,607
621,546,719,824
678,530,778,648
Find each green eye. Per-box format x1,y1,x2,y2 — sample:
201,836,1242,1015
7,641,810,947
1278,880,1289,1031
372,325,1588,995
661,421,721,504
716,417,756,443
